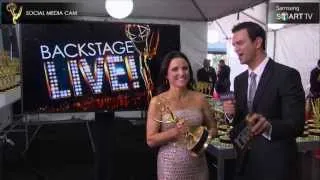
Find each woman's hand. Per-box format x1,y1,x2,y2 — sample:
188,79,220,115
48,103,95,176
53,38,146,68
174,119,189,139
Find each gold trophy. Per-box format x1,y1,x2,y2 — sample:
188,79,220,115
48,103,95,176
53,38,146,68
0,51,10,91
310,99,320,135
125,24,160,101
0,51,20,91
154,98,212,156
196,81,212,95
6,2,23,25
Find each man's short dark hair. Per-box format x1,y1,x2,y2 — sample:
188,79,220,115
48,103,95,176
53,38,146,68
232,21,266,50
317,59,320,66
219,59,225,64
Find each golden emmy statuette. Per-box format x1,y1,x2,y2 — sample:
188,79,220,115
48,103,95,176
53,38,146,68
310,99,320,136
154,98,212,156
125,24,160,101
6,3,23,25
196,81,212,95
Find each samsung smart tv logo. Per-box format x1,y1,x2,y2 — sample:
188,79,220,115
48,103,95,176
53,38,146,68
269,3,319,24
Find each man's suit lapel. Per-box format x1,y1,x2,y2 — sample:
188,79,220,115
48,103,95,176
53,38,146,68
252,59,274,111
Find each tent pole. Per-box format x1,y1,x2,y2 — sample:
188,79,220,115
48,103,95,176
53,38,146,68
241,12,266,27
266,0,276,60
191,0,208,21
273,30,276,60
215,20,229,40
266,0,270,30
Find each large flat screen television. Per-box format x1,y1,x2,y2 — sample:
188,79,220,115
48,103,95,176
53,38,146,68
21,22,180,113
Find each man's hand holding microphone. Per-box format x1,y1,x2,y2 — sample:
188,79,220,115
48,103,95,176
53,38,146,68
221,92,271,138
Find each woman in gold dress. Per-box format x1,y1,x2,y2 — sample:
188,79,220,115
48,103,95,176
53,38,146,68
146,51,217,180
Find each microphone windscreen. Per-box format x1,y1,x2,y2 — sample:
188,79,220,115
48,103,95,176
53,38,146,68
219,91,235,101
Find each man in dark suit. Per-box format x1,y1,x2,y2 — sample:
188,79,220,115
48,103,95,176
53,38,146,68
310,59,320,98
197,59,217,94
215,59,231,94
223,21,305,180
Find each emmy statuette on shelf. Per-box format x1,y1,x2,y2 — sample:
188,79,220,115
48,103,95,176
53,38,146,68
155,98,212,156
310,99,320,136
0,51,20,91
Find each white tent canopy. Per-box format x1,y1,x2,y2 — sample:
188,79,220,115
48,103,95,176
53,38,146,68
208,2,320,93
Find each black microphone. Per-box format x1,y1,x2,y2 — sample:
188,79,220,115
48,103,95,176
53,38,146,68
219,91,234,101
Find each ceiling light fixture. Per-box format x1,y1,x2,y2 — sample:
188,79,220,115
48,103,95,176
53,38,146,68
105,0,134,19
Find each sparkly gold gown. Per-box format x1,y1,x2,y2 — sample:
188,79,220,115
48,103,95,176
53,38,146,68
157,109,209,180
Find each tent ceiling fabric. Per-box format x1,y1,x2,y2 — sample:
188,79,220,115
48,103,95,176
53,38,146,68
17,0,266,21
194,0,266,21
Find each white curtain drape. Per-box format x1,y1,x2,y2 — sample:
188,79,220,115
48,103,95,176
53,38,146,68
274,24,320,93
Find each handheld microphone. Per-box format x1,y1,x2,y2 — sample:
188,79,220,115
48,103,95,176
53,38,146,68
219,91,235,101
219,91,235,124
